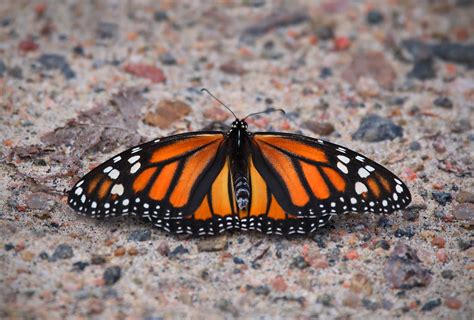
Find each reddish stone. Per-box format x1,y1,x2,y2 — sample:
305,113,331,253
144,99,192,129
19,39,39,52
436,249,448,263
345,250,359,260
271,275,288,292
431,236,446,248
445,297,462,310
334,37,351,51
123,63,166,83
114,247,126,256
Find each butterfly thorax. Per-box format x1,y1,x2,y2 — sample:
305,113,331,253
228,119,251,210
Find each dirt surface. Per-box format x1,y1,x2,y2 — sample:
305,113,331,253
1,1,473,319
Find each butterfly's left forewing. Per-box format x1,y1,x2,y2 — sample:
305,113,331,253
68,132,228,233
249,133,411,231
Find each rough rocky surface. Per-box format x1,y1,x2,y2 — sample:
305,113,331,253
0,1,472,319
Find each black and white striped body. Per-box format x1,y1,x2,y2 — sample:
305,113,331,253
228,120,251,210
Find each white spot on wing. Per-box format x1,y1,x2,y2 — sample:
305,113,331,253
382,200,388,207
91,201,97,208
111,184,124,196
76,180,84,187
108,169,120,180
393,193,398,201
128,155,140,164
337,155,350,164
355,182,368,194
75,187,83,195
350,197,357,204
131,147,142,154
358,167,370,178
122,199,129,206
103,166,113,173
130,162,141,174
355,155,365,162
81,195,86,203
337,162,348,174
396,184,403,193
113,156,121,163
365,165,375,172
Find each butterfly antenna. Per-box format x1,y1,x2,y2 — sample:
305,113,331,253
201,88,238,119
243,108,286,121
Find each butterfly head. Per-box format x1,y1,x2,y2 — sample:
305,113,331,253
231,119,248,131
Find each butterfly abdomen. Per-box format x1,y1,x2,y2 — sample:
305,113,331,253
234,176,250,209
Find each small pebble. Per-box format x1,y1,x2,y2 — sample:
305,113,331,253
317,294,333,307
128,229,151,242
436,249,448,263
246,284,270,296
157,242,170,256
345,250,359,260
103,266,121,286
8,66,23,79
159,52,177,65
320,67,333,78
304,120,335,136
366,10,384,25
4,243,14,251
52,244,74,260
362,298,380,311
350,273,372,295
72,261,89,272
431,236,446,248
291,256,309,269
153,11,168,22
312,234,326,248
144,99,191,129
444,297,462,310
456,191,474,203
128,247,138,256
375,240,391,250
409,141,421,151
457,239,472,251
440,270,455,280
408,58,436,80
96,22,118,39
233,257,245,264
434,209,447,219
39,251,49,260
216,299,239,317
452,203,474,221
432,191,452,205
421,298,442,311
197,236,228,252
316,26,334,40
403,209,420,221
124,63,166,83
0,59,5,76
114,247,126,256
37,54,75,79
271,275,288,292
433,97,453,109
333,37,351,51
91,254,107,265
18,39,39,52
169,244,189,258
352,114,403,142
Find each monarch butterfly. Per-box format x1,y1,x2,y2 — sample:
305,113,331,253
68,89,411,236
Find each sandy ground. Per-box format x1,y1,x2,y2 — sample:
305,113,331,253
0,1,473,319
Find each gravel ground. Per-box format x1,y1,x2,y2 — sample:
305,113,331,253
1,1,473,319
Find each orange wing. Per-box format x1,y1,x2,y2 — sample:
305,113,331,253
247,133,411,234
68,132,228,234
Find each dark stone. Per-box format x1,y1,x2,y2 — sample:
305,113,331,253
128,229,151,242
434,209,447,219
433,97,453,109
159,52,177,65
403,209,420,221
316,26,334,40
73,45,84,55
37,54,76,79
312,235,326,248
249,285,270,296
408,58,436,80
409,141,421,151
96,22,118,39
1,17,12,27
4,243,14,251
432,43,474,67
421,298,442,312
317,294,333,307
242,10,310,38
91,254,107,265
72,261,89,272
457,239,472,251
8,66,23,79
233,257,245,264
103,266,121,286
375,240,391,250
261,40,283,59
169,244,189,257
215,299,239,317
246,0,266,7
52,244,74,260
320,67,332,78
441,270,455,280
432,191,452,205
0,60,6,77
153,11,168,22
377,216,392,228
39,251,49,260
291,255,309,269
362,298,380,310
383,242,432,289
367,10,384,25
352,114,403,142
